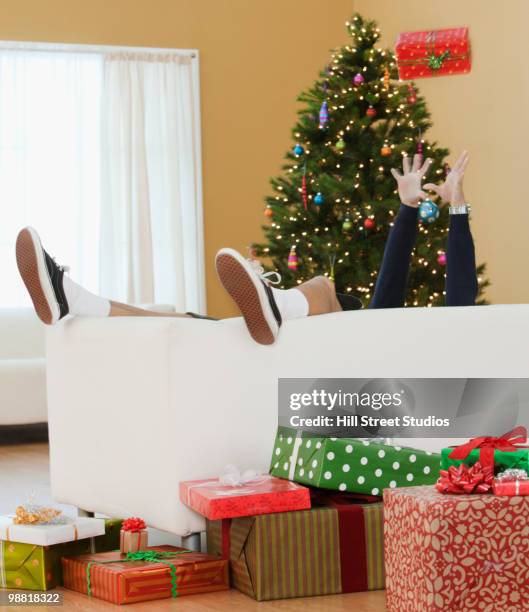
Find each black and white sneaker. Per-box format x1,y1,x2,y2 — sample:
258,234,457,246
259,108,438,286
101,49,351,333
16,227,69,325
215,248,282,345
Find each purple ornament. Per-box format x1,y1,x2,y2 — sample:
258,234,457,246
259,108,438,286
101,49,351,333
319,100,329,129
353,73,365,86
437,252,447,266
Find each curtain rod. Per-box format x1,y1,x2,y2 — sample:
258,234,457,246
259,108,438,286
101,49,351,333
0,40,197,58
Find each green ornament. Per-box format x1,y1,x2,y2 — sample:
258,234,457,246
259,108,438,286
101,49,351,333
342,217,353,231
336,139,346,150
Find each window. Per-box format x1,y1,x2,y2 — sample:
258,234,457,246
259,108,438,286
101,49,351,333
0,49,102,307
0,43,204,313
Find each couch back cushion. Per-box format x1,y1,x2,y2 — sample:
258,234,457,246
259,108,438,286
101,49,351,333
0,308,45,359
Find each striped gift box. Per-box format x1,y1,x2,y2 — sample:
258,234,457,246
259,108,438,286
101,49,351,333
62,545,229,604
207,495,384,601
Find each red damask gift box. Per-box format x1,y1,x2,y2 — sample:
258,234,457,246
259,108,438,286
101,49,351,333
384,486,529,611
180,473,310,520
62,545,229,605
396,28,471,80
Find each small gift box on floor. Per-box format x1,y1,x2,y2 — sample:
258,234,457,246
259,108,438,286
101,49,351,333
396,27,471,79
180,465,311,520
91,518,123,552
62,545,229,604
207,490,384,601
384,486,529,611
270,427,440,496
120,517,148,553
0,516,122,591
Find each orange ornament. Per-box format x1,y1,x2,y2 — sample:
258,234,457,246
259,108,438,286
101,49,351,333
381,145,392,156
264,207,273,218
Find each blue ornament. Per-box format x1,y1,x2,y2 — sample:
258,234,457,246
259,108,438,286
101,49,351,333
293,144,304,156
418,199,440,224
314,192,324,206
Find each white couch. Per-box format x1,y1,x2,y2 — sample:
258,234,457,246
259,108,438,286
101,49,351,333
0,308,47,425
46,304,529,537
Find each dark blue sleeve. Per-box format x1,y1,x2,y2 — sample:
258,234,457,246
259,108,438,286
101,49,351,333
445,214,477,306
370,204,418,309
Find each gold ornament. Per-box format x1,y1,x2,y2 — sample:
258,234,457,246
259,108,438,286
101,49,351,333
384,66,390,90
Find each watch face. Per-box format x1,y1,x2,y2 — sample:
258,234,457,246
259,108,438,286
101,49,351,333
450,204,470,214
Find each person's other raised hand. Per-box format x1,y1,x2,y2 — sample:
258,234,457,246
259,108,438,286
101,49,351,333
424,151,469,206
390,154,432,208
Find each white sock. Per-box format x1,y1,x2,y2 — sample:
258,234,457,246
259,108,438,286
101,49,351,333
271,287,309,320
63,276,111,317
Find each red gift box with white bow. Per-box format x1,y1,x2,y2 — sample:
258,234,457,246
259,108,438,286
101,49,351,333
396,27,471,80
180,473,310,520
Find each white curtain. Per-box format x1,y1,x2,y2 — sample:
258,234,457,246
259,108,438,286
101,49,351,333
99,52,204,313
0,50,102,307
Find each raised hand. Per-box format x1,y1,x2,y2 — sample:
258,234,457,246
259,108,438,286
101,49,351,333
390,154,433,208
424,151,469,206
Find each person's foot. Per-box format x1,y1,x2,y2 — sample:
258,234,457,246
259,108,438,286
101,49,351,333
215,248,282,345
16,227,69,325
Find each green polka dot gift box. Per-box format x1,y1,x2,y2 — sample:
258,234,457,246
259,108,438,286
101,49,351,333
269,427,441,496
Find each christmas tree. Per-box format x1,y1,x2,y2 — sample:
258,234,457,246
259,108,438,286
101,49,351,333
254,13,489,307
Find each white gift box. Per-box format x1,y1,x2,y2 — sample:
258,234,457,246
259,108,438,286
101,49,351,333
0,516,105,546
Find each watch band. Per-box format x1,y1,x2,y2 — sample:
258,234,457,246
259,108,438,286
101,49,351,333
449,204,471,215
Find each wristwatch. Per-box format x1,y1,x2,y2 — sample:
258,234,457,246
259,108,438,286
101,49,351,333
449,204,471,215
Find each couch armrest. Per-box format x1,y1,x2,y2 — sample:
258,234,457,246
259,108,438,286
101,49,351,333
46,316,278,535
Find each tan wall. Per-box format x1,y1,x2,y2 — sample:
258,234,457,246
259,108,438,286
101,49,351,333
0,0,354,317
353,0,529,305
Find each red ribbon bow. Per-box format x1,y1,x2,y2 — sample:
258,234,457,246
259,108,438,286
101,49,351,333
436,462,494,495
448,426,527,471
122,517,147,532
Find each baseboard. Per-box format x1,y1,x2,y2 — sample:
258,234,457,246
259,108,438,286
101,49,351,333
0,423,49,445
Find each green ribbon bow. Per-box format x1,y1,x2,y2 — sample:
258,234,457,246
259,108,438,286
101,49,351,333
86,549,192,599
428,50,450,71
